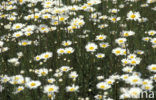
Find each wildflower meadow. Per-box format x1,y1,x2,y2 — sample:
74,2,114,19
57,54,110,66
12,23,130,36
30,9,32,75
0,0,156,100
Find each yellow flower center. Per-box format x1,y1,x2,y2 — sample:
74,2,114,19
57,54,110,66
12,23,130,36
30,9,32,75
115,50,120,54
108,81,112,84
69,88,75,91
82,6,87,9
48,88,54,92
98,95,102,99
131,61,136,64
124,33,129,36
150,32,154,35
34,16,39,19
41,27,45,30
63,68,67,71
99,37,104,40
89,47,94,50
15,26,20,29
124,61,128,64
100,85,105,89
98,55,102,58
16,34,21,37
41,72,46,75
131,14,136,18
18,88,23,91
19,0,23,3
60,50,64,53
31,83,36,86
102,44,106,48
22,42,28,46
36,57,40,60
59,17,65,21
152,67,156,70
67,51,71,54
123,76,128,79
145,86,150,90
44,16,48,19
143,82,147,85
44,54,49,58
48,94,52,98
112,18,116,21
132,79,138,82
132,92,137,95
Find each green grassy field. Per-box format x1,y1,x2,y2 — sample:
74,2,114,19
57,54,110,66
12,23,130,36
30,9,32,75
0,0,156,100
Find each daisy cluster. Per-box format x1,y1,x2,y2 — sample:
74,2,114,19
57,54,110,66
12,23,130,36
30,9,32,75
0,0,156,100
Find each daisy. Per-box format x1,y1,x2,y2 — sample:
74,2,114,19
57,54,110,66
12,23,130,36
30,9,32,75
127,75,142,85
34,55,41,61
69,71,78,79
122,66,134,73
147,64,156,72
99,42,109,48
96,53,105,58
128,87,142,98
23,25,36,32
142,84,153,91
66,84,79,92
94,94,103,100
109,16,121,23
121,74,130,81
1,75,10,83
42,13,51,19
41,52,53,60
24,31,33,36
26,80,41,89
115,38,127,45
105,79,115,85
148,30,156,36
96,82,111,90
39,24,50,33
97,76,104,80
33,13,41,20
121,30,135,37
99,15,108,20
147,0,156,3
62,40,72,46
142,79,153,85
8,58,19,64
7,16,16,21
134,50,144,55
142,37,151,42
18,40,32,46
57,48,65,55
47,78,55,84
127,11,141,21
14,86,24,94
129,58,141,66
112,47,124,56
12,23,25,30
65,47,74,54
85,42,98,52
37,68,49,77
127,54,137,59
150,38,156,44
121,59,130,65
95,35,107,41
59,16,68,22
60,66,71,72
12,31,23,38
108,8,119,13
0,41,4,47
43,85,59,93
